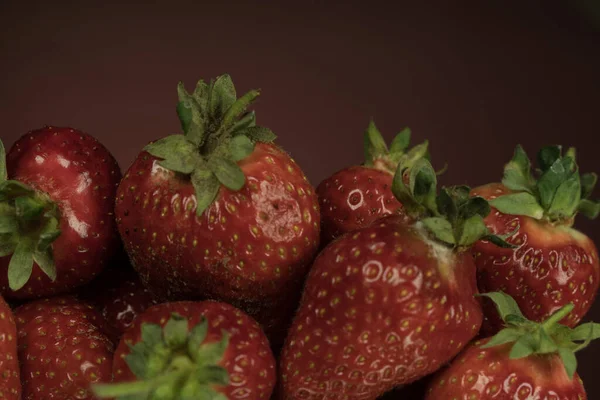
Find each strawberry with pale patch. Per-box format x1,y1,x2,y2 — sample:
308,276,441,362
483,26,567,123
471,145,600,334
92,300,276,399
0,294,20,399
279,158,513,399
316,121,430,246
426,291,600,399
15,296,115,399
115,75,320,350
0,128,121,299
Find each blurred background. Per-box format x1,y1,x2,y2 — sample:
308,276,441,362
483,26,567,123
1,0,599,396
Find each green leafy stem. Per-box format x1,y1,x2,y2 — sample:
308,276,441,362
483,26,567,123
92,313,230,400
489,144,599,224
144,74,277,217
391,157,515,250
479,291,600,380
0,139,61,291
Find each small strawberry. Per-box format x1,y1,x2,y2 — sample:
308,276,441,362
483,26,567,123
78,260,159,341
316,121,430,246
115,75,320,349
471,145,600,334
0,294,20,399
92,300,276,399
15,296,115,399
0,127,121,300
279,158,513,399
425,291,600,399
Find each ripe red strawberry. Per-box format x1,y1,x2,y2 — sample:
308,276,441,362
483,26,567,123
15,296,115,399
316,121,430,246
92,300,276,399
425,291,600,399
0,294,20,399
279,158,513,399
471,145,600,334
0,127,122,300
115,75,320,349
78,260,159,341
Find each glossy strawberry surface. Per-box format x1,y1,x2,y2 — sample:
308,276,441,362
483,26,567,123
425,338,587,399
1,126,121,299
0,295,20,399
472,183,600,334
316,166,407,246
15,296,115,399
116,142,320,347
279,215,483,399
112,300,276,399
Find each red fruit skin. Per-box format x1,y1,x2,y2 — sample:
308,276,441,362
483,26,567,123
1,126,122,300
0,295,20,399
112,300,276,399
471,183,600,335
279,215,483,400
316,166,407,246
78,263,159,342
15,296,115,400
115,142,320,348
425,338,587,399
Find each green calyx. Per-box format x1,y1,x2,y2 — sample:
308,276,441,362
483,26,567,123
92,313,230,400
391,157,515,250
490,144,600,224
362,120,432,174
0,139,61,291
479,291,600,380
144,74,277,217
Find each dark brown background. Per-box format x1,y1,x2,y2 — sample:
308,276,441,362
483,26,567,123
1,0,599,396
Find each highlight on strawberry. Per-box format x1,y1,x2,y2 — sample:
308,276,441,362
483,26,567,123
472,144,600,334
425,291,600,399
92,301,276,400
279,157,514,400
0,127,121,300
316,121,431,246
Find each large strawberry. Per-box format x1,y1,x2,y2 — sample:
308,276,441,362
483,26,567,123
425,291,600,399
0,294,20,399
92,300,276,399
78,260,159,341
316,121,430,246
115,74,320,349
278,158,513,399
0,127,121,300
471,145,600,334
15,296,115,399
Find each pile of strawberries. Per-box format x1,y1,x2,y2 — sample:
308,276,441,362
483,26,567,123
1,74,599,400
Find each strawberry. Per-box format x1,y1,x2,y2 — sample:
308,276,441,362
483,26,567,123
279,158,513,399
78,260,159,341
92,300,276,399
425,291,600,399
471,145,600,334
115,75,320,349
15,296,115,399
0,127,121,300
316,121,430,246
0,294,20,399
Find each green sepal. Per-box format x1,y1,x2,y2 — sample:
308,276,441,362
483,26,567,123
478,291,600,381
0,139,6,182
33,250,57,282
0,234,16,257
163,313,190,348
536,156,577,211
37,217,61,252
389,127,411,155
208,75,237,121
176,82,206,147
363,120,388,166
144,135,200,175
194,331,229,366
0,213,18,234
8,238,35,291
537,145,562,172
0,180,35,202
208,157,245,191
421,217,455,245
458,215,489,247
502,145,535,193
190,169,220,217
578,199,600,219
580,172,597,199
222,90,260,129
229,135,255,161
244,126,277,142
188,318,209,362
15,196,45,221
489,192,544,219
230,111,256,135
